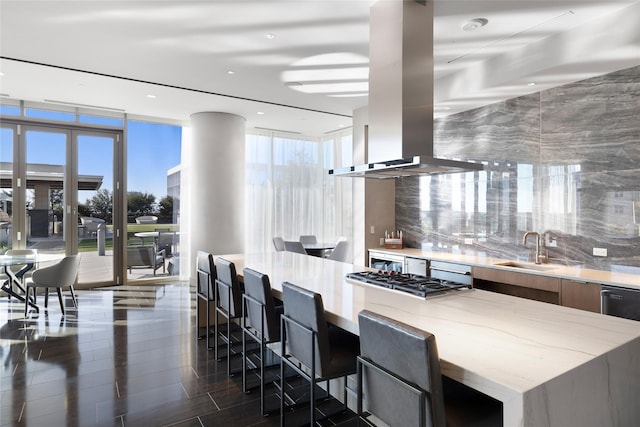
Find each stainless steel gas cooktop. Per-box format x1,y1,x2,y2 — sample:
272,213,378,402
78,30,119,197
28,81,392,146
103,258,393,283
345,271,470,298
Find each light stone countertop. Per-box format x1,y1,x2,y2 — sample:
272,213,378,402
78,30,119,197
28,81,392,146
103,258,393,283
218,251,640,427
369,247,640,290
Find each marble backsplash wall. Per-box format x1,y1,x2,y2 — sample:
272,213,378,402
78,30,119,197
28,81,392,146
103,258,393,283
396,65,640,272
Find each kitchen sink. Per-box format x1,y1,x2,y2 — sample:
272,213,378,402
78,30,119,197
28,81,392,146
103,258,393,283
493,261,559,271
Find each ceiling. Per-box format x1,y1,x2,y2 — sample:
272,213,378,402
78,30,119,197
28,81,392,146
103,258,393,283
1,0,639,136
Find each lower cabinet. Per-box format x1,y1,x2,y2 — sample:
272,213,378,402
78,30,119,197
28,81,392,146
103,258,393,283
561,280,602,313
472,267,561,305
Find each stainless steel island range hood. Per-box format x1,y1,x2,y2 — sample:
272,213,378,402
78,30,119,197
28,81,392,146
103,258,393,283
330,0,482,179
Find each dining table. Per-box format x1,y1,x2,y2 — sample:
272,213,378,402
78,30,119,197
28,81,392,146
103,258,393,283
1,252,65,310
1,253,38,310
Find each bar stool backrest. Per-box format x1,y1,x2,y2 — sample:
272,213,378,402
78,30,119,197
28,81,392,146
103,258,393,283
215,258,242,318
196,251,215,300
243,268,280,342
358,310,446,427
282,282,332,376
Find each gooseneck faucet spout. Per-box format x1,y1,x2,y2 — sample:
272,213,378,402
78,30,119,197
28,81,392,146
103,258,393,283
522,231,543,264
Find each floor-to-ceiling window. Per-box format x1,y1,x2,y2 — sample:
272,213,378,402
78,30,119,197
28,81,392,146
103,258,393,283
0,101,182,285
245,129,353,259
126,120,182,280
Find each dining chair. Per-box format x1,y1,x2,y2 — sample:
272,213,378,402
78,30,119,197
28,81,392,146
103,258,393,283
283,241,307,255
214,257,244,375
156,231,175,257
357,310,503,427
241,268,283,415
280,281,360,426
272,237,285,252
127,246,165,276
327,240,349,262
195,251,216,349
24,255,80,317
298,235,317,244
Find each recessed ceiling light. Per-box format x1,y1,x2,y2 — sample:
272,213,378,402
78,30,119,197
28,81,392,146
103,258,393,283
227,70,235,75
146,94,156,99
257,111,265,115
527,82,536,86
266,33,275,39
462,18,488,32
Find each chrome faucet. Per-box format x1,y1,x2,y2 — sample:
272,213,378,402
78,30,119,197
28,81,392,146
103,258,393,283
522,231,546,264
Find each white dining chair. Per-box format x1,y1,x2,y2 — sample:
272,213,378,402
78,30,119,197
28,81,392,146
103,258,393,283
25,255,80,317
299,235,317,244
327,240,349,262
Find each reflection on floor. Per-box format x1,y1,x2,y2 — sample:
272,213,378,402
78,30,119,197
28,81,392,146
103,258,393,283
0,283,356,426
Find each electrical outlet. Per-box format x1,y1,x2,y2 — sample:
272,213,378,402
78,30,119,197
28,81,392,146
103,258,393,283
544,232,557,247
593,247,607,257
464,238,473,245
370,226,375,234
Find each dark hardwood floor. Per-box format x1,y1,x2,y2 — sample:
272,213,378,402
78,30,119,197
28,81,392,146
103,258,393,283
1,283,357,427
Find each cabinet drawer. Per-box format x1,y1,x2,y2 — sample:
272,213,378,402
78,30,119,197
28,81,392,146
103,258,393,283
473,267,560,293
430,261,472,285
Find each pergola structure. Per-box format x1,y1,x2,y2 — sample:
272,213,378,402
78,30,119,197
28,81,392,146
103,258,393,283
0,162,103,237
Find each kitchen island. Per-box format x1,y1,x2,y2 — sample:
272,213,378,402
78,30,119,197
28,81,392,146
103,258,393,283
218,251,640,427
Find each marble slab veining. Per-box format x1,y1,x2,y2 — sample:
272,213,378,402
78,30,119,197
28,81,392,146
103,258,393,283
396,65,640,270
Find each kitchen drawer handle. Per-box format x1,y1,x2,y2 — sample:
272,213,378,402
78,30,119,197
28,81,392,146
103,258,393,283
431,267,471,275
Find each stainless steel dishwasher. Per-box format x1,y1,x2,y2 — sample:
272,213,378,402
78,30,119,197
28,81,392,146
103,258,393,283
601,285,640,321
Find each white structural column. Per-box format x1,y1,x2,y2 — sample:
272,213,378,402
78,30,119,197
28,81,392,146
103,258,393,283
189,112,246,260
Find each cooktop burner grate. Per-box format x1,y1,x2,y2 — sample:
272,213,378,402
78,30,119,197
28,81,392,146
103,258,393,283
345,271,470,297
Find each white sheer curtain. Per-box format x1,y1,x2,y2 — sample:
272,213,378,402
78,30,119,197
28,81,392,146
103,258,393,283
245,129,353,259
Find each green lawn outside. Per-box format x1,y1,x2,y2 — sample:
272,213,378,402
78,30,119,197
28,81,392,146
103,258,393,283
77,224,178,252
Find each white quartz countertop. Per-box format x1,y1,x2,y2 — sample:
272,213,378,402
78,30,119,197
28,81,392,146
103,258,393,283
369,247,640,290
218,251,640,426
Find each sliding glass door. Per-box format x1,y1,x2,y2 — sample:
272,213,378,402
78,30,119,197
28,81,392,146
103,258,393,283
1,120,122,286
25,127,69,254
2,109,182,285
0,125,17,252
76,131,118,284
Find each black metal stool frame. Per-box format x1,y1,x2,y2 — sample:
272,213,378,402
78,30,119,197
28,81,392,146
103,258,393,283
242,292,279,415
279,314,349,427
195,252,215,349
214,276,243,375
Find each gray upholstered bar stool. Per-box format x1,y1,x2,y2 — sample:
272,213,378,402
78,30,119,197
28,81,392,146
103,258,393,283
214,257,244,375
280,281,360,427
241,268,283,415
357,310,503,427
195,251,216,349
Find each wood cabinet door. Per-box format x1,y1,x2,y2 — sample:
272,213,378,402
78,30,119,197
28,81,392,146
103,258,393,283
561,280,602,313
